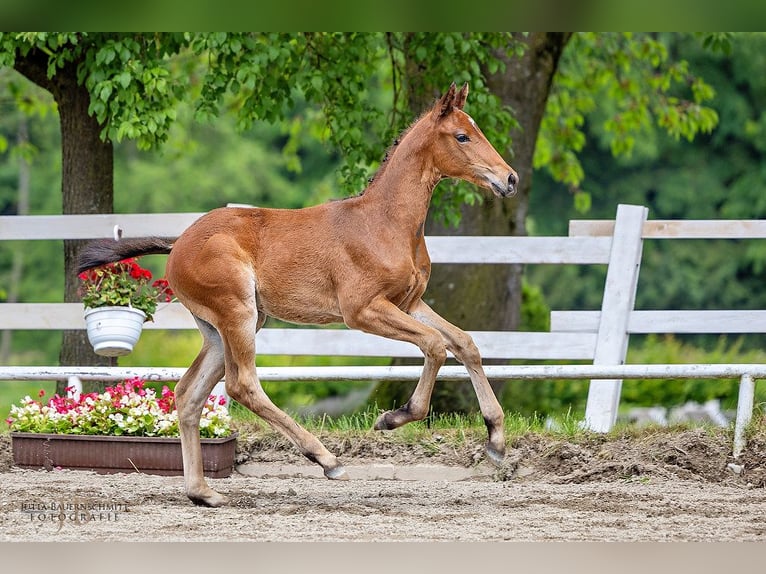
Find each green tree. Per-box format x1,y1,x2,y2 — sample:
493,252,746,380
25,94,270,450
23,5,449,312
0,33,719,408
0,69,59,363
0,32,387,392
529,33,765,316
0,32,515,395
1,33,151,386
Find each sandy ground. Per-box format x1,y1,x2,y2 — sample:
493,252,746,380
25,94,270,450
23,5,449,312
2,427,766,542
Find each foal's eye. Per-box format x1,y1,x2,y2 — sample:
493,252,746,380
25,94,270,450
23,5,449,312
455,134,470,143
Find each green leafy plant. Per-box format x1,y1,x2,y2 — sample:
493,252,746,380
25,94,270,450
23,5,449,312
5,378,231,438
78,258,174,322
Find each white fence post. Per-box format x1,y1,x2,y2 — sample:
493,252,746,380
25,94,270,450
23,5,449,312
733,373,756,458
66,376,82,400
583,204,648,432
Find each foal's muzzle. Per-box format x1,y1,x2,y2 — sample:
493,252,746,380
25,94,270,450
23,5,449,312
491,171,519,198
506,171,519,196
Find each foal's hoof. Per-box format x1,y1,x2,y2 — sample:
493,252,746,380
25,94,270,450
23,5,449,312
373,411,393,431
486,444,506,467
325,465,349,481
188,489,229,508
374,409,405,431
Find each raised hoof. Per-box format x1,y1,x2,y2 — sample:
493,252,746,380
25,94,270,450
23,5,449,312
325,465,349,480
486,445,506,467
373,412,392,431
374,409,403,431
188,490,229,507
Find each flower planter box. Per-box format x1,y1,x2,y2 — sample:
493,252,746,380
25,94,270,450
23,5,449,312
11,432,237,478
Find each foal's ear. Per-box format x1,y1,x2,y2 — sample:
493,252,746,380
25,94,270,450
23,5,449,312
437,82,458,117
454,83,469,110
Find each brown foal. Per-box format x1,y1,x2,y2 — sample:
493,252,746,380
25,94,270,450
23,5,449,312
79,83,518,506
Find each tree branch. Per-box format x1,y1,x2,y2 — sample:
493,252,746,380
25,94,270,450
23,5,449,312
12,47,55,94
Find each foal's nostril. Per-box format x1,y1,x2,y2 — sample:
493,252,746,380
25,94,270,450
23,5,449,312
508,172,519,188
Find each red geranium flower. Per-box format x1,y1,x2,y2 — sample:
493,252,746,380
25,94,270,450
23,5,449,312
78,257,175,322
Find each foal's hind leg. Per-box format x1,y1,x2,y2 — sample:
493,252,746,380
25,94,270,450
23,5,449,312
175,317,227,507
220,304,348,481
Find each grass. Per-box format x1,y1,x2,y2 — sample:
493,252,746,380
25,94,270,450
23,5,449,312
297,405,592,439
227,399,599,449
2,383,570,442
235,400,753,454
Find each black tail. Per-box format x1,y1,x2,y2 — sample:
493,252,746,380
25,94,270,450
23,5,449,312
77,237,175,273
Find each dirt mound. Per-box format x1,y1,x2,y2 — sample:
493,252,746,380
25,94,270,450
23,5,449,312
506,428,742,484
223,423,766,486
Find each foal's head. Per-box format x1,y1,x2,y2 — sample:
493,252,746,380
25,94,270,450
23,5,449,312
427,83,518,198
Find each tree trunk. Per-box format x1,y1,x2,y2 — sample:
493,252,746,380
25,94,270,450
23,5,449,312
370,33,571,414
15,50,116,394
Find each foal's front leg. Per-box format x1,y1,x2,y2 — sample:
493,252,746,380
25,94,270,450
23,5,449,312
407,299,506,464
344,297,449,428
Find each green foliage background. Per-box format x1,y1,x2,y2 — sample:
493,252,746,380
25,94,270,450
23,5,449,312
1,32,766,418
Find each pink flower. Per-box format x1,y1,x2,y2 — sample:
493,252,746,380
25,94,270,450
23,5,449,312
38,389,45,398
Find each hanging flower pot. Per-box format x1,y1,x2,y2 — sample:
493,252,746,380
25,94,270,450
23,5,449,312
78,257,175,356
84,306,146,356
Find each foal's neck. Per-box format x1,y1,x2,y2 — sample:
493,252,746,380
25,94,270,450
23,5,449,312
360,120,440,237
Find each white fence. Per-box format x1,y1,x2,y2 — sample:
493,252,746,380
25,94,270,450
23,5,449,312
1,204,765,457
